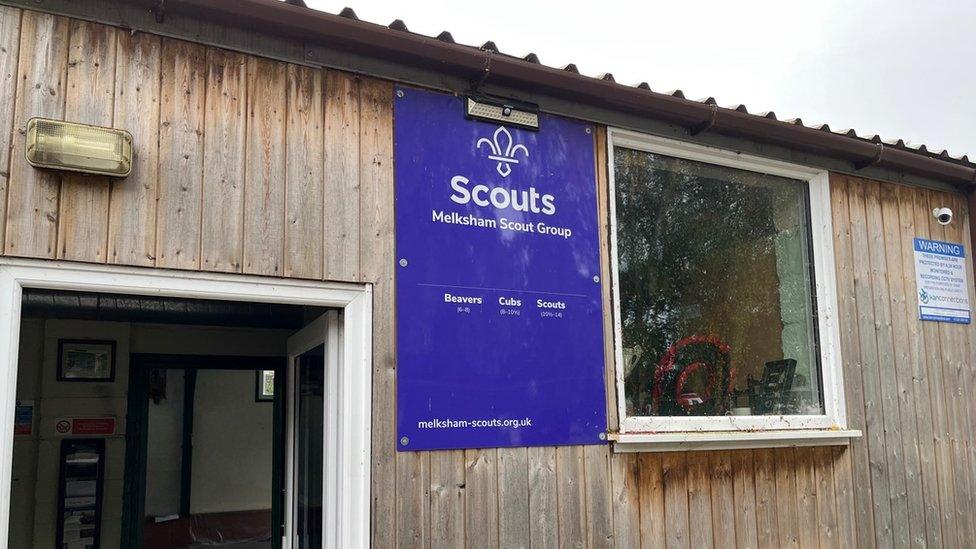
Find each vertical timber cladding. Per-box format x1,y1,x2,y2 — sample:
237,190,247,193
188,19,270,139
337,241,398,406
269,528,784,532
394,86,608,451
0,6,973,548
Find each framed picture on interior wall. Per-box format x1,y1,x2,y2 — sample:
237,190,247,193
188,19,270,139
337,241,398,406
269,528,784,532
256,369,275,402
57,340,116,382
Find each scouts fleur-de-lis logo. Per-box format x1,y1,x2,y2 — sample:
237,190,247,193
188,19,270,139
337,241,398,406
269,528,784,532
477,125,528,178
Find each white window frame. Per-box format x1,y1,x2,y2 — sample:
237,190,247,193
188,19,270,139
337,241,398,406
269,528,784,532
0,258,372,549
608,128,851,439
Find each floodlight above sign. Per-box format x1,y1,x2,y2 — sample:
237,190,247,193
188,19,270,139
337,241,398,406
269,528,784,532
464,94,540,130
395,86,606,452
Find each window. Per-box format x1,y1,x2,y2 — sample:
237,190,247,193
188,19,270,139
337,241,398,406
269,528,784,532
256,369,275,401
609,130,847,436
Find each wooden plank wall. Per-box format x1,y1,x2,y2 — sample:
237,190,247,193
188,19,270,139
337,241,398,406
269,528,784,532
1,7,975,548
830,173,976,548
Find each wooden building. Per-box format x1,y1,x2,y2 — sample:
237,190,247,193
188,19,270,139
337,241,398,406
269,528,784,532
0,1,973,547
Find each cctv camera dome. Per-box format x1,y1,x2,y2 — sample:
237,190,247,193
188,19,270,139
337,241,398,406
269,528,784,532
933,207,953,226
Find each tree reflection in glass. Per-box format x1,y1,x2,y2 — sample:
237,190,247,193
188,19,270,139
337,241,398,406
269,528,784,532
614,148,824,417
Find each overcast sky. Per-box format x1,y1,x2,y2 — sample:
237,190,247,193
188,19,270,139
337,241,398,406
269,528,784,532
305,0,976,159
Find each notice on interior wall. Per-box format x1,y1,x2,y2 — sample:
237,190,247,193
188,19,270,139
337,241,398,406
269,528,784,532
14,400,33,436
914,238,971,324
54,417,117,436
394,87,607,451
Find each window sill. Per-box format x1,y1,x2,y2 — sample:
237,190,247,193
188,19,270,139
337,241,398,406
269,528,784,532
610,429,862,453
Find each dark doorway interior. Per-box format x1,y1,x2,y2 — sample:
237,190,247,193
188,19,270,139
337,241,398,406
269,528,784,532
10,290,327,548
294,345,324,549
124,354,286,549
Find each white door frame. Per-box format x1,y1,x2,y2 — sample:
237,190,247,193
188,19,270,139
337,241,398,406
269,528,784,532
0,258,372,549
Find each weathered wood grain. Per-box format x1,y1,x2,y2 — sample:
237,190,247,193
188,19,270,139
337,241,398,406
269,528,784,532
928,189,975,547
879,182,927,547
610,453,640,549
590,125,616,549
846,180,895,546
960,194,976,549
358,77,397,548
583,445,614,548
686,452,713,548
528,446,558,549
830,446,857,547
773,448,799,548
430,450,464,549
396,450,429,549
0,6,21,251
893,184,943,548
829,174,877,547
358,77,393,282
242,56,286,276
731,450,759,549
368,284,396,547
752,448,777,549
912,186,958,547
497,447,530,549
283,64,324,279
708,451,735,548
556,445,587,548
960,196,976,541
949,191,976,546
107,30,160,266
637,452,665,549
323,70,361,282
56,19,115,263
200,48,247,272
594,125,618,431
812,447,838,548
793,449,817,549
465,448,499,548
156,39,206,270
4,11,69,258
662,452,689,549
863,180,912,547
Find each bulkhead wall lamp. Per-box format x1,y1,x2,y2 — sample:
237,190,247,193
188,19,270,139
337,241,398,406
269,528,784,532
25,118,133,177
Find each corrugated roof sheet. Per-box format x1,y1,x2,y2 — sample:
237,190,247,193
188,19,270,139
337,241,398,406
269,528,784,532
320,2,973,169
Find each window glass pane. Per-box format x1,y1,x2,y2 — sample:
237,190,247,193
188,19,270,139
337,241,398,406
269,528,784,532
296,346,324,548
258,369,275,400
614,148,824,417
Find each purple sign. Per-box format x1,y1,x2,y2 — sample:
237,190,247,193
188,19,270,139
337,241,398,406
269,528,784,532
395,87,607,451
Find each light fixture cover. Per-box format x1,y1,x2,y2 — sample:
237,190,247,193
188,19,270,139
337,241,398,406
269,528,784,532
465,96,540,130
25,118,132,177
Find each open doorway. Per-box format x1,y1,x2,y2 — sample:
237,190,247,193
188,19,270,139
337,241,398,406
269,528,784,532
125,354,288,548
10,290,327,548
3,280,352,549
0,260,372,548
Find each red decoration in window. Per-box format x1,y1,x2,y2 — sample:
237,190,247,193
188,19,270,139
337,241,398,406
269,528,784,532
651,335,734,416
